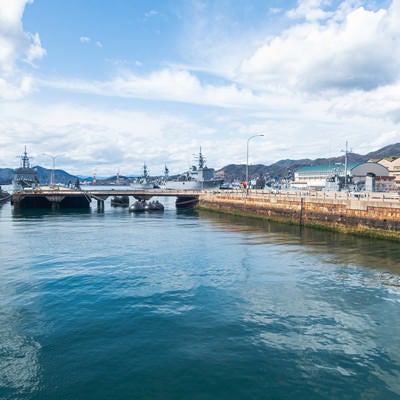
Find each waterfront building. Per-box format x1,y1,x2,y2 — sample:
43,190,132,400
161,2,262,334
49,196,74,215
292,162,394,191
377,157,400,188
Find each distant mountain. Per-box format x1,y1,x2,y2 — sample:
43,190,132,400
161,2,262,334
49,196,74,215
34,166,79,185
0,164,134,185
0,168,14,185
219,152,368,182
365,143,400,159
218,143,400,182
0,166,79,185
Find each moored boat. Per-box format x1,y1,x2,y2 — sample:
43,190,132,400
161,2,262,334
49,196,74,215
131,164,159,190
13,147,39,191
146,200,164,211
129,199,164,212
0,186,11,203
129,199,147,212
111,195,130,207
164,148,223,190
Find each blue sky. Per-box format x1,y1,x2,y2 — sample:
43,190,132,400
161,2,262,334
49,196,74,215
1,0,399,176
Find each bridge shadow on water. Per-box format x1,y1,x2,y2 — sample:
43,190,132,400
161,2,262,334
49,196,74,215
12,207,92,219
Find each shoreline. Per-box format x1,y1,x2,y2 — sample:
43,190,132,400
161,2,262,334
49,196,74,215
199,190,400,242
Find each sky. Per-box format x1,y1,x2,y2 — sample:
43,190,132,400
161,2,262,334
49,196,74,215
1,0,400,177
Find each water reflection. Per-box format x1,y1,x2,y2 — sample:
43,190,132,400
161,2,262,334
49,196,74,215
198,210,400,275
1,199,400,398
0,290,41,398
196,210,400,395
12,208,92,219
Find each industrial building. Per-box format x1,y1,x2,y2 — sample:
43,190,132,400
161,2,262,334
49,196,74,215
292,162,395,191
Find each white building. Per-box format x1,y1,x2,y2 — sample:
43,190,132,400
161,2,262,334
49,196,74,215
377,157,400,188
293,162,394,191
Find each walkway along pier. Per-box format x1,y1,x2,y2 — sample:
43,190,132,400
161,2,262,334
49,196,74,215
199,190,400,241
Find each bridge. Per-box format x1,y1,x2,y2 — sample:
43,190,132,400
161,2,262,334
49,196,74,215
11,186,205,210
87,188,204,210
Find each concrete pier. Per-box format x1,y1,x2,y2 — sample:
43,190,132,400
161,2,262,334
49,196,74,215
199,190,400,240
11,187,202,210
12,187,92,209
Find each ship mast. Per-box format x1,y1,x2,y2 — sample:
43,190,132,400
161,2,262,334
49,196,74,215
143,163,149,178
164,165,169,180
21,146,31,168
198,147,205,169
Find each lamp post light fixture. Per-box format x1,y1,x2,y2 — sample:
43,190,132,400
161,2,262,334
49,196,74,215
246,134,264,190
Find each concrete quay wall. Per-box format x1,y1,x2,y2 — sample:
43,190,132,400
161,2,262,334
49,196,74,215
199,190,400,240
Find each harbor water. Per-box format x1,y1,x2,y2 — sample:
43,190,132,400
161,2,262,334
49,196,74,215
1,188,400,399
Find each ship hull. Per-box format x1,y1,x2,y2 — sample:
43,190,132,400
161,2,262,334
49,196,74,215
164,180,222,190
130,183,157,190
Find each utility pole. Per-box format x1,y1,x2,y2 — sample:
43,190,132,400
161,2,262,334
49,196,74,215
341,141,352,190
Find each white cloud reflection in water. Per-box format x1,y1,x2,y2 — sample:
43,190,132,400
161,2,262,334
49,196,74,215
238,251,400,395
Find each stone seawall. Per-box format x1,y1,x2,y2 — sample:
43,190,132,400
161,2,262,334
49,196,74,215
199,190,400,240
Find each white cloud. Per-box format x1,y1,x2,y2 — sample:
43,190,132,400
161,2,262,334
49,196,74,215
1,87,399,177
269,8,283,15
2,0,400,176
240,1,400,93
145,10,159,19
80,36,103,48
0,101,213,175
0,0,45,99
287,0,333,21
0,74,35,100
42,68,263,109
26,32,45,64
79,36,91,43
330,82,400,122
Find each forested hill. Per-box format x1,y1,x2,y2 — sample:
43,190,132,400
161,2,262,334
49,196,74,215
218,143,400,181
0,166,78,185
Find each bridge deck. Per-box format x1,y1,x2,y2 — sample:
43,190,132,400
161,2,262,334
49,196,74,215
11,187,209,208
85,189,204,199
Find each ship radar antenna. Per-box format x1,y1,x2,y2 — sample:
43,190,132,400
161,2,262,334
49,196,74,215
18,146,32,168
195,146,206,169
143,163,149,178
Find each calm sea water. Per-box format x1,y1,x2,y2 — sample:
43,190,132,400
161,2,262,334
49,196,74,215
1,187,400,400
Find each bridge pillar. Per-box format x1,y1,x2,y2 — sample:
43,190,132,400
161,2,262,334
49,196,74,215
45,195,64,210
97,199,104,211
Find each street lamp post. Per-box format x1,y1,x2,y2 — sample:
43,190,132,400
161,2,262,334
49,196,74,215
42,153,58,187
246,134,264,190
